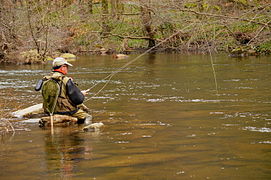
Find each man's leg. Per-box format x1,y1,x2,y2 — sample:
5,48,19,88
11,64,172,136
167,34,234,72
72,109,92,125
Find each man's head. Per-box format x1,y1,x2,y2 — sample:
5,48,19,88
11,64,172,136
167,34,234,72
52,57,73,75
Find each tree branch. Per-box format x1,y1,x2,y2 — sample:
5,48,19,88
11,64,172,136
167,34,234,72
100,32,154,40
178,8,271,27
26,4,40,53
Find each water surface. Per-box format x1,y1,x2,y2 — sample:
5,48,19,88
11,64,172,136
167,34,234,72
0,54,271,179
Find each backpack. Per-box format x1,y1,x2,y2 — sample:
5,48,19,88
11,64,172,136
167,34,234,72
41,79,61,114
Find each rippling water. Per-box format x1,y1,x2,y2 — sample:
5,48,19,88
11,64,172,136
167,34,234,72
0,54,271,179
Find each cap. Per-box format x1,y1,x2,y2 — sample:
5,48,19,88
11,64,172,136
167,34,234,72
52,57,73,68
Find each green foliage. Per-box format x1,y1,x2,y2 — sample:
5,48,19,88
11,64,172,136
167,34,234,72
128,39,147,49
256,40,271,54
235,0,248,6
184,3,197,9
184,1,221,12
232,22,259,33
213,5,221,11
201,2,210,11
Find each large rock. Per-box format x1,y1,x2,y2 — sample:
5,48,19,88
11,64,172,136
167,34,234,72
60,53,76,60
20,50,43,64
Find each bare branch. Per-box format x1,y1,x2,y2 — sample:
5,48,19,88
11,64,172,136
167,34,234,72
26,3,40,53
103,32,154,40
248,20,271,45
177,8,271,27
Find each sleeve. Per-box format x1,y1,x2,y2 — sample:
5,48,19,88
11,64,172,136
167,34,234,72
66,79,85,105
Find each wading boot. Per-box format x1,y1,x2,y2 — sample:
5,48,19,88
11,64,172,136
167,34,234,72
82,115,93,132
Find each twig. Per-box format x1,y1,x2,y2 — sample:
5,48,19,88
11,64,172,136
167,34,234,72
248,20,271,45
5,119,15,134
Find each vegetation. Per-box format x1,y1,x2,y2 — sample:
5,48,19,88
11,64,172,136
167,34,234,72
0,0,270,63
0,89,16,134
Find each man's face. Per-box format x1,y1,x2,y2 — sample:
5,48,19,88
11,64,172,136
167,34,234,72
60,65,69,75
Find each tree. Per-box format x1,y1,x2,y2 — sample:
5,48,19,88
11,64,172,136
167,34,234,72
140,0,155,48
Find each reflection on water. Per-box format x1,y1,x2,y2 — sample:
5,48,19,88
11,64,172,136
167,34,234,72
44,128,94,179
0,54,271,179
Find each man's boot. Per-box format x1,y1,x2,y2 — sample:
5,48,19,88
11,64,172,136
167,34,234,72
84,115,92,125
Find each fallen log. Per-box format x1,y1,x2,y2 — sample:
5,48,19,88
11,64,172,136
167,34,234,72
40,115,104,131
12,103,43,118
39,114,78,127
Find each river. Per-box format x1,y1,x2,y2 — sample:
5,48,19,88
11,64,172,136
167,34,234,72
0,54,270,179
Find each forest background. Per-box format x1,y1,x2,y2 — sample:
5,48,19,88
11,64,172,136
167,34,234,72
0,0,270,63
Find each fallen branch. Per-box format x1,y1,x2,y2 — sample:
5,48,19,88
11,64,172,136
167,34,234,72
103,32,154,40
248,20,271,45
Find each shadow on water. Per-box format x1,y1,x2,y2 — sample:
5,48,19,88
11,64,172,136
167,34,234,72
0,54,271,179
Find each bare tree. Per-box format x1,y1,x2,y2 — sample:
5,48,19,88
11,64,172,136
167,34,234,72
140,0,156,48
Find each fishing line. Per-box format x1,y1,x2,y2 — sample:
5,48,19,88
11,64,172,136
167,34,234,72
200,23,219,95
84,23,194,102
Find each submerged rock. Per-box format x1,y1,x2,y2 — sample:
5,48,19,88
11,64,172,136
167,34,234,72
229,46,258,57
112,54,129,59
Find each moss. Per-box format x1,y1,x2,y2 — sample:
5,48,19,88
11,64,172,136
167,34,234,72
255,40,271,54
60,53,76,59
184,3,197,8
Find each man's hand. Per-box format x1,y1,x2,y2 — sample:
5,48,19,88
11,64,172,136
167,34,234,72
81,90,88,96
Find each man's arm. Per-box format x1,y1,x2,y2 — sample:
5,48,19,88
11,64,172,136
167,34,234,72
66,79,85,105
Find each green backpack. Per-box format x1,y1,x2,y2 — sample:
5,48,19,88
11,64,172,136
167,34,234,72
41,79,61,114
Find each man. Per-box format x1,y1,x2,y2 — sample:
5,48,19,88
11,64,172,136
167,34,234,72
39,57,92,125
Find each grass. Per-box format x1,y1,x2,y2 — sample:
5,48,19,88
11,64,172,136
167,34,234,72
256,40,271,54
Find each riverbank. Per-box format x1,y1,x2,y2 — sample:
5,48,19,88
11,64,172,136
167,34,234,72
0,0,270,64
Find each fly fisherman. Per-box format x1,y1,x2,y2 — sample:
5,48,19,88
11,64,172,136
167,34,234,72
36,57,92,126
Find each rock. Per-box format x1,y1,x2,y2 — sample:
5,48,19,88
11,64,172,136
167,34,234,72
20,50,43,64
112,54,129,59
247,49,257,56
0,51,4,60
60,53,76,60
100,48,107,55
229,46,257,57
82,122,104,132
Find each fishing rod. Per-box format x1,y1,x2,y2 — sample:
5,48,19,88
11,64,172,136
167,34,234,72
83,24,194,102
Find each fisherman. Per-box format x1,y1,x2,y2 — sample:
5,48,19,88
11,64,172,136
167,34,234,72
36,57,92,125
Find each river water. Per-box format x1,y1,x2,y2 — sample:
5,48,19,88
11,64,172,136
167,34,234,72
0,54,270,179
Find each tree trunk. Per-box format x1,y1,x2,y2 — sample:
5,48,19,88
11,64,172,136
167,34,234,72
140,1,155,48
111,0,116,17
88,0,93,14
101,0,109,35
102,0,108,14
116,0,124,19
